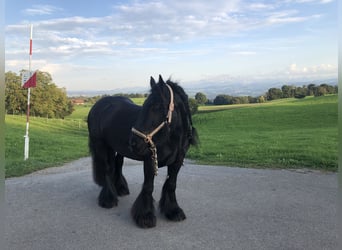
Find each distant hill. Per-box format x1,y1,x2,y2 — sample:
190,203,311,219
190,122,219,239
182,77,338,99
67,86,149,97
67,78,337,99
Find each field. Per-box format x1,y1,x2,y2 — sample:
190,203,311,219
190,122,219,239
5,97,144,177
188,95,338,170
5,115,89,177
5,95,338,177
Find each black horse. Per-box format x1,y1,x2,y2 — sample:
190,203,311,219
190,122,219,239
87,75,198,228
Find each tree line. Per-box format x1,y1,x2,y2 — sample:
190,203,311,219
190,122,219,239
192,83,337,107
5,71,74,118
192,92,265,106
6,69,338,118
265,83,338,101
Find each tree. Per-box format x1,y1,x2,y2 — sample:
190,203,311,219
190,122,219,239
188,98,198,114
213,95,233,105
294,86,307,99
5,71,26,114
281,85,295,98
257,95,266,103
5,70,74,118
248,96,257,103
307,84,316,96
195,92,207,105
266,88,282,101
313,86,327,97
238,96,249,104
320,84,336,94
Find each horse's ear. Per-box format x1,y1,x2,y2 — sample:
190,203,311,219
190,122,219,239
158,75,165,84
150,76,157,88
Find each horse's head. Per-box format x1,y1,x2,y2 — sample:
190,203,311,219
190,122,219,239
130,75,175,156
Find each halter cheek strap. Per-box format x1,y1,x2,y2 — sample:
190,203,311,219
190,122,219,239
166,84,174,124
131,83,174,176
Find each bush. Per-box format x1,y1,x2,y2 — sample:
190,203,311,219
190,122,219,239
188,98,198,114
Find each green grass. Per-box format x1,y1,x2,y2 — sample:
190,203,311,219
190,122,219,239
131,97,146,105
188,95,338,171
5,95,337,177
67,104,91,120
5,115,89,177
5,97,144,177
198,103,259,112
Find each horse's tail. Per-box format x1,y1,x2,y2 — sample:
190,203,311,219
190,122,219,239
88,135,108,186
186,106,199,147
190,126,199,146
87,100,111,187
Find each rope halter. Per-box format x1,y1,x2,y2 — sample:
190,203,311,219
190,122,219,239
131,83,174,176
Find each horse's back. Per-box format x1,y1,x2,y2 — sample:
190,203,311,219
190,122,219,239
88,96,141,137
88,96,136,117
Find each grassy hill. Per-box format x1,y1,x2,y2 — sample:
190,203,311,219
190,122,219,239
5,115,89,177
5,95,337,177
188,95,338,170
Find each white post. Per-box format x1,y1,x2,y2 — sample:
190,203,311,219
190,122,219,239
24,24,33,160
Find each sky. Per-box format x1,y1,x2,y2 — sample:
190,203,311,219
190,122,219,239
5,0,338,91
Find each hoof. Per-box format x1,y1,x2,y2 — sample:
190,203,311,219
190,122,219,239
98,187,118,209
116,183,130,196
164,207,186,221
98,198,117,209
131,192,156,228
133,212,157,228
115,176,130,196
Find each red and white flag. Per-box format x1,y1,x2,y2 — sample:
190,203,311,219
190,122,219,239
22,71,37,88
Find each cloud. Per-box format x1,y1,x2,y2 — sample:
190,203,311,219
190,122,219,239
6,0,325,61
5,59,51,72
266,10,320,24
108,0,243,41
206,62,338,84
284,0,334,3
22,5,63,16
247,3,276,11
286,63,337,78
319,0,334,3
5,0,335,90
232,51,257,56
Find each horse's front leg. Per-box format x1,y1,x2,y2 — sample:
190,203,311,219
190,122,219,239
159,157,186,221
114,154,129,196
131,158,156,228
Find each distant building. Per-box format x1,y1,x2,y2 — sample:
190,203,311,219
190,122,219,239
71,98,85,105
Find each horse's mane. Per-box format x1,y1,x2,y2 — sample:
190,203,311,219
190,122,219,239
165,79,199,146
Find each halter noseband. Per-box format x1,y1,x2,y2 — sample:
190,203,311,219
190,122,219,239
131,84,174,176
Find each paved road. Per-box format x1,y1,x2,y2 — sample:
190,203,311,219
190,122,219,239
5,157,337,250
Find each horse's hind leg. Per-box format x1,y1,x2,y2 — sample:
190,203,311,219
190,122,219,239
90,139,118,208
114,153,130,196
159,157,186,221
99,152,120,208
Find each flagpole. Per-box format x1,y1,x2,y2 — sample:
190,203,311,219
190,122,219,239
24,24,33,160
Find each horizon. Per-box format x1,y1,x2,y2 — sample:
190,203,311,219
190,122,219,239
5,0,337,91
65,77,338,99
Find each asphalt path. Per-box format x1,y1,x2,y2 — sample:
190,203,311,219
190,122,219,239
5,157,337,250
